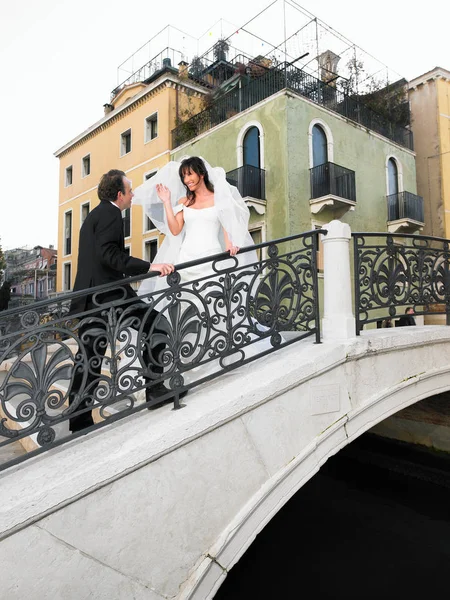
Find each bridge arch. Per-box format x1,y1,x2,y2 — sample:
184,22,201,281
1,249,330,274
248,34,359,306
1,327,450,599
182,334,450,599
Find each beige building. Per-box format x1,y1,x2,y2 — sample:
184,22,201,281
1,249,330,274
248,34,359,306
54,59,205,292
409,67,450,237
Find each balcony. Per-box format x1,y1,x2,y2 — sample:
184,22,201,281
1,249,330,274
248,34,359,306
387,191,424,233
226,165,266,214
309,162,356,216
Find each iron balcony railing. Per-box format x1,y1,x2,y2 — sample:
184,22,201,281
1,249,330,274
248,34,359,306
172,62,413,150
387,191,424,223
226,165,266,200
310,162,356,202
0,230,324,472
352,232,450,334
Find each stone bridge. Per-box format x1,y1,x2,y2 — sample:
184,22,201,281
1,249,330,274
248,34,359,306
1,221,449,599
1,323,449,599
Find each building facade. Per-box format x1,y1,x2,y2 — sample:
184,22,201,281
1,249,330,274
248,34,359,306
4,246,57,304
54,61,206,292
56,39,423,293
408,67,450,238
172,74,420,248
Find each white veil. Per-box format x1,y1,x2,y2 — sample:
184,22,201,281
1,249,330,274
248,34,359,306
133,157,257,295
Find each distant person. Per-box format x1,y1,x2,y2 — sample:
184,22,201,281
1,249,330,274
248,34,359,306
397,307,416,327
67,169,178,433
381,317,393,328
0,281,11,311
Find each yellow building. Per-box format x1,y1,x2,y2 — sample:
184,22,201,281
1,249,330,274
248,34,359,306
54,59,205,292
409,67,450,238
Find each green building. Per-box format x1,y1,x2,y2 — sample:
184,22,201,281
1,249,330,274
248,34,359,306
171,63,422,247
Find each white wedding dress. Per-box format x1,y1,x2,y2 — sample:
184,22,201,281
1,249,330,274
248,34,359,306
118,201,274,399
177,204,224,282
117,158,279,399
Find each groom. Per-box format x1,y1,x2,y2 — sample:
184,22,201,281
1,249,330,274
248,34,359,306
68,169,176,433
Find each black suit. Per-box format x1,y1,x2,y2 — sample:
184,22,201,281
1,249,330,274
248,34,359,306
397,314,416,327
68,200,163,432
71,200,149,313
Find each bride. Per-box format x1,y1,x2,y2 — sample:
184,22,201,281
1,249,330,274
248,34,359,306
135,156,256,293
127,156,275,393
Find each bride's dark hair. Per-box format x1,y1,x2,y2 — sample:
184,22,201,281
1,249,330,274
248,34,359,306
179,157,214,206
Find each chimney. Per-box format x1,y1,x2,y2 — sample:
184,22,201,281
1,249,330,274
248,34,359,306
162,57,172,69
317,50,341,86
103,103,114,115
178,60,189,79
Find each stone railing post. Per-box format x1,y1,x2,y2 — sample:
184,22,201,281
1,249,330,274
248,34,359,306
322,220,355,340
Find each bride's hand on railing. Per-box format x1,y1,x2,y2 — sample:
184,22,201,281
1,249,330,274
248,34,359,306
156,184,171,205
226,244,240,256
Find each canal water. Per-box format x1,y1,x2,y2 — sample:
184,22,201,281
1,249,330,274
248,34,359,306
215,434,450,599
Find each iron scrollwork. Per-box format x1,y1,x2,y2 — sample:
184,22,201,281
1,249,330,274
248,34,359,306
353,233,450,333
0,230,323,471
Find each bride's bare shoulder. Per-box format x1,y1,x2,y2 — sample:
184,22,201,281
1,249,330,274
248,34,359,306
178,197,188,205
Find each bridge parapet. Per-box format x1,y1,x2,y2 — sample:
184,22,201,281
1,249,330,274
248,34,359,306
0,325,449,598
352,231,450,333
0,229,323,472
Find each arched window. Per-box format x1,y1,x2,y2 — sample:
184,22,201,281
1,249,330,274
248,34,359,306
388,158,399,196
312,125,328,167
243,127,261,168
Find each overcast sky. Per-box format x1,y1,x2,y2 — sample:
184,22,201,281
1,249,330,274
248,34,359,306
0,0,448,250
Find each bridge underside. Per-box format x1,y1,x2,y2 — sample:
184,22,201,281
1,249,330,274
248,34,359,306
1,326,449,599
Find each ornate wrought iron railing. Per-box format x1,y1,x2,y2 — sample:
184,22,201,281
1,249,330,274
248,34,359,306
172,62,413,150
0,230,324,471
387,191,424,223
310,162,356,202
353,232,450,334
226,165,266,200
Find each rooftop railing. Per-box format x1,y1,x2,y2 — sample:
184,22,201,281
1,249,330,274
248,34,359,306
172,62,413,150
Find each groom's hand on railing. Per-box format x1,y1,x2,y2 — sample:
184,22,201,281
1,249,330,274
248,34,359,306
149,263,175,277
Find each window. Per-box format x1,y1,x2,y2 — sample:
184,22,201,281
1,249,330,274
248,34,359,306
145,216,156,231
144,172,157,231
81,202,90,226
65,166,73,187
145,239,158,263
82,154,91,177
314,224,324,273
250,228,262,261
124,246,131,257
121,129,132,156
63,263,72,291
123,208,131,238
64,211,72,255
388,158,399,196
243,127,261,168
312,125,328,167
145,114,158,143
29,282,35,297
